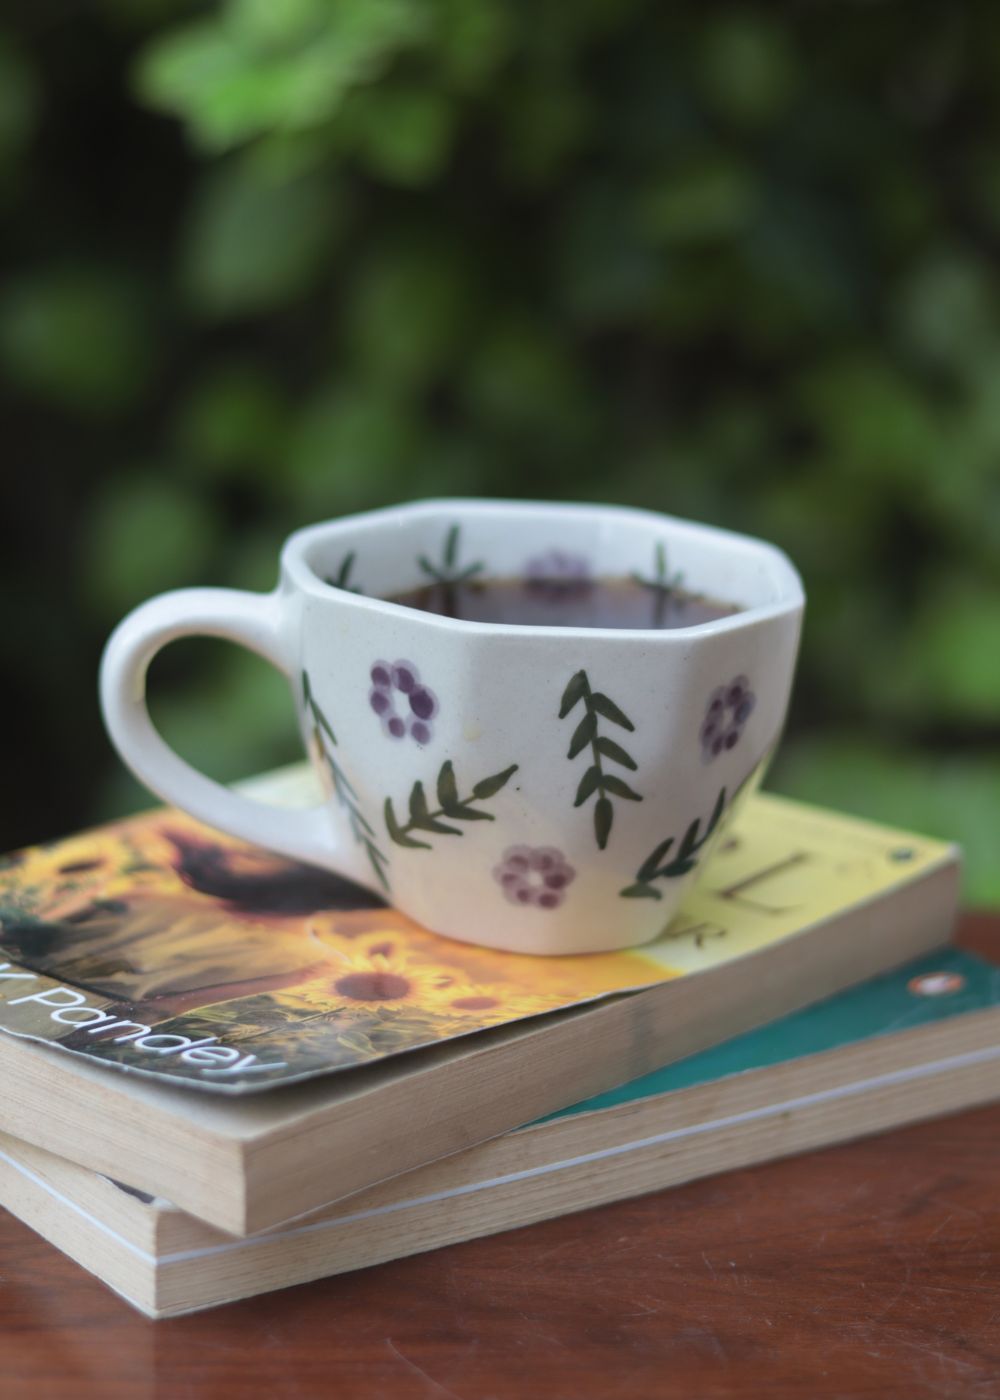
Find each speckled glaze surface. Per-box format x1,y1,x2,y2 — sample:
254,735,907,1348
100,500,805,954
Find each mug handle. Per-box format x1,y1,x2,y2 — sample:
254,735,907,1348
99,587,347,875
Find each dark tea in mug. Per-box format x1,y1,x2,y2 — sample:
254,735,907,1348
387,572,739,630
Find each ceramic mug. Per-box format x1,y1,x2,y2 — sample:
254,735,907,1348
99,500,804,955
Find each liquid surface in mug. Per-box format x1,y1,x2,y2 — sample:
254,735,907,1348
384,575,740,629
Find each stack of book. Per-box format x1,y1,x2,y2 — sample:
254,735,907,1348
0,769,994,1317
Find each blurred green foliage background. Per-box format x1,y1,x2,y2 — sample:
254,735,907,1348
2,2,998,903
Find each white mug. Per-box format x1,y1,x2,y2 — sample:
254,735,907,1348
100,500,804,955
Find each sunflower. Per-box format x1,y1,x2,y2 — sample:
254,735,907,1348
5,809,272,928
1,822,167,926
273,945,470,1014
431,979,560,1023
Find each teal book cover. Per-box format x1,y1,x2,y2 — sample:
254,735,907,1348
549,949,1000,1121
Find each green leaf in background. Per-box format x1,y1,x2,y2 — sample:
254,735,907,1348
285,383,422,515
896,583,1000,725
350,85,455,186
174,361,290,476
556,180,662,326
430,0,513,89
180,159,346,315
638,155,756,245
795,353,941,487
345,235,478,391
134,0,430,152
498,81,590,187
222,531,288,593
695,12,798,129
463,313,596,451
84,476,217,616
0,34,40,175
0,267,153,416
893,249,998,376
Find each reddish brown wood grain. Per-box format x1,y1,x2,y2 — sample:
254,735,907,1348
0,912,998,1400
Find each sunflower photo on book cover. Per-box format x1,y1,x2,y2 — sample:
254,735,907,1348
0,786,952,1092
0,806,675,1087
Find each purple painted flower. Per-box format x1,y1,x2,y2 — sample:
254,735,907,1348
493,845,576,910
525,549,593,600
700,674,756,763
369,659,438,745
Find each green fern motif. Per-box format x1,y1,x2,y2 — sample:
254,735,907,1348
302,670,389,892
631,541,685,626
559,670,642,851
324,552,363,594
416,523,485,615
384,760,518,850
620,788,727,899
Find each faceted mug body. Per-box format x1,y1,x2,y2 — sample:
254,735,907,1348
100,500,804,955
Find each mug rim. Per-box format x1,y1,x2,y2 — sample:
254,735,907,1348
281,498,805,642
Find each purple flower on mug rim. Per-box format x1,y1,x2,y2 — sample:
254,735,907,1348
524,549,593,600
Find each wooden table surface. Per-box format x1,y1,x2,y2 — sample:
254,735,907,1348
1,911,998,1400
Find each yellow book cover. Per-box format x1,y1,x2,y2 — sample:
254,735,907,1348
0,768,953,1093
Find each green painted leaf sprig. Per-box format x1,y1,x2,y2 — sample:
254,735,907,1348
418,524,485,588
302,670,389,891
631,542,687,627
559,669,642,851
384,760,518,850
324,551,363,593
620,787,727,899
